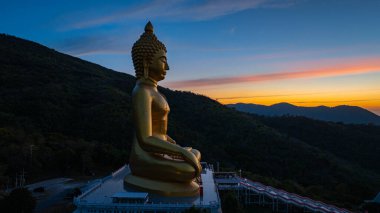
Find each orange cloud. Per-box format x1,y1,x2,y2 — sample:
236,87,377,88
215,92,327,101
164,57,380,88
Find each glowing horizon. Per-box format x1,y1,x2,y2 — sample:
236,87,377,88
192,92,380,116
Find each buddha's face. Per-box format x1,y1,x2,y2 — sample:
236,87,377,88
149,49,169,81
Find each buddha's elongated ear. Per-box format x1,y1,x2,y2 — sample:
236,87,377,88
143,58,149,79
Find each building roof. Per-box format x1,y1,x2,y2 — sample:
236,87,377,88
111,192,148,199
373,192,380,203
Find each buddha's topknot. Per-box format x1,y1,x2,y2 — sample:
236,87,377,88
131,21,167,78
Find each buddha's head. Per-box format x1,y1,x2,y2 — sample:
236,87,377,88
132,21,169,81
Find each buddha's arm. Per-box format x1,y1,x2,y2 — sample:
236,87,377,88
133,88,181,155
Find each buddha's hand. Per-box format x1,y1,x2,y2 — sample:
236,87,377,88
181,148,202,178
167,136,176,144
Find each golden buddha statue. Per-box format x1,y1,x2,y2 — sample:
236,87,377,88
124,22,202,197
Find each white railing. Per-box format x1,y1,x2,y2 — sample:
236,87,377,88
216,177,351,213
112,165,127,177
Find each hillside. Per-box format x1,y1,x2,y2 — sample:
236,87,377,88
228,102,380,125
1,34,380,210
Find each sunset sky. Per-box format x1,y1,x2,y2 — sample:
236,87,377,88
1,0,380,115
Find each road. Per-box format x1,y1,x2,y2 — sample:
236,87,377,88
26,178,86,213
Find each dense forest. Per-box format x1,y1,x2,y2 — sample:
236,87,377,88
1,34,379,210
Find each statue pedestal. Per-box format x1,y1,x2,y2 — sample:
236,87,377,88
124,174,199,197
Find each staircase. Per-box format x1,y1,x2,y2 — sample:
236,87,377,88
214,172,351,213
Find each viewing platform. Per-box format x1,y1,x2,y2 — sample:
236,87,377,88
73,163,221,213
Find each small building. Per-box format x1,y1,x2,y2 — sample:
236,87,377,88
111,192,148,204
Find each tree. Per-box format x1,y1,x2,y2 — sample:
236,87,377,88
0,188,36,213
183,206,203,213
221,191,244,213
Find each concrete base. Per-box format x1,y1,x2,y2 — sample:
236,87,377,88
124,174,199,197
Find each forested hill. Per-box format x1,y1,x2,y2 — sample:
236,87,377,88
1,34,380,210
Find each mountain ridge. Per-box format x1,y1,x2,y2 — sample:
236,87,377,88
228,102,380,125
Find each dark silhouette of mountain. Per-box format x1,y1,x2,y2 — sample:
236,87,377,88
228,102,380,125
1,34,380,210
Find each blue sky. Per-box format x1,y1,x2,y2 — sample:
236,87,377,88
1,0,380,114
